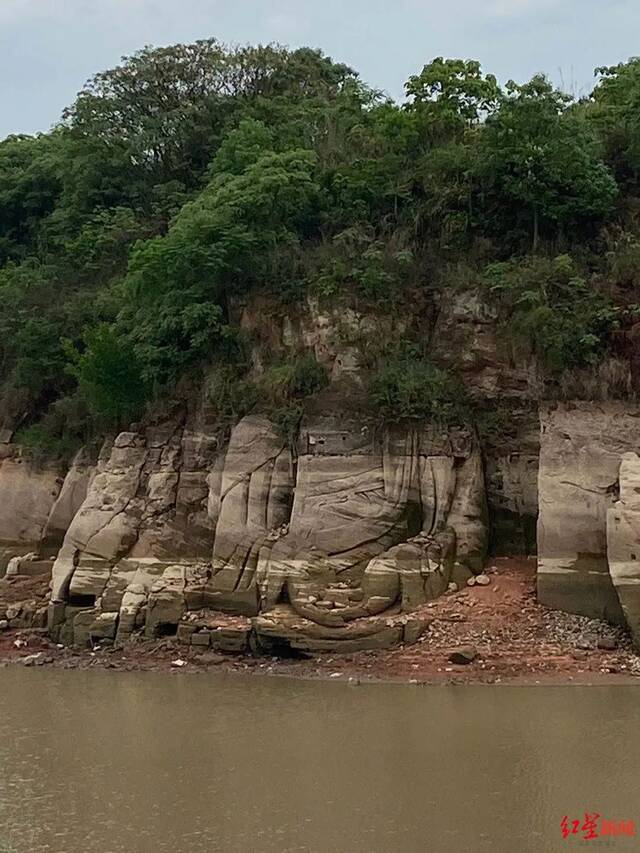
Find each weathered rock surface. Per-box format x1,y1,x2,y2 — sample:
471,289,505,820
606,452,640,645
41,448,95,552
0,453,63,575
248,415,487,647
47,409,220,645
8,394,640,654
0,457,63,544
537,403,636,625
10,287,640,654
431,291,539,555
204,415,292,614
484,412,539,556
430,290,532,399
39,406,489,651
10,394,640,653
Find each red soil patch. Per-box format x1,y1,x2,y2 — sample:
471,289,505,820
1,558,638,684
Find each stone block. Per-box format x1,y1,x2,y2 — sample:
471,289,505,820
177,623,196,644
210,627,249,653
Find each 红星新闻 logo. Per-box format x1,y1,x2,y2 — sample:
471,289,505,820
561,814,636,840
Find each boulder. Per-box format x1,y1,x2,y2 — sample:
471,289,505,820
72,610,118,647
145,565,187,637
448,646,478,665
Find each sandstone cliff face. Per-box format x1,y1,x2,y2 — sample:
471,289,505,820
0,450,64,574
1,291,504,652
40,448,95,552
46,412,219,645
42,409,487,652
607,453,640,645
430,290,531,400
430,289,539,556
27,398,640,653
537,404,640,627
8,291,640,651
239,288,538,554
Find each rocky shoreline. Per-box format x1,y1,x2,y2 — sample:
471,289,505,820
2,559,639,685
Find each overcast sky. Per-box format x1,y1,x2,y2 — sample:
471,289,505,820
1,0,639,138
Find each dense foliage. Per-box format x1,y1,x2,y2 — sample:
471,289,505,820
369,353,468,424
2,38,640,452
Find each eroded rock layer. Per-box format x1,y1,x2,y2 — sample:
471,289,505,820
537,403,639,629
0,448,65,575
607,452,640,645
38,411,489,652
9,399,640,651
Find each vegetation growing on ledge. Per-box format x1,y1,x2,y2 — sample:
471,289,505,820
205,351,330,442
2,40,640,452
368,347,470,425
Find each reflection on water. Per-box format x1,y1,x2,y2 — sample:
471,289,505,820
0,669,638,853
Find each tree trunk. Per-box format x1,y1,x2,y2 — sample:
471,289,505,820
532,207,540,253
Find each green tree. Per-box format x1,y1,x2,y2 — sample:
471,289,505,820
63,39,236,185
121,149,319,384
403,60,499,247
64,40,362,188
0,134,61,261
480,76,617,251
405,58,500,143
591,57,640,187
66,325,148,423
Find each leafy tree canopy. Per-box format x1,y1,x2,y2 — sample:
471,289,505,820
0,41,637,455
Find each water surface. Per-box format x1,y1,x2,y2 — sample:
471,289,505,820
0,669,638,852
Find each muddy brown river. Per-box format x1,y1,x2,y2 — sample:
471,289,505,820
0,669,638,853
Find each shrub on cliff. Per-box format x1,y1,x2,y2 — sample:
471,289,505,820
369,356,469,424
260,353,329,404
206,365,260,423
485,255,616,376
65,325,148,425
206,351,329,439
